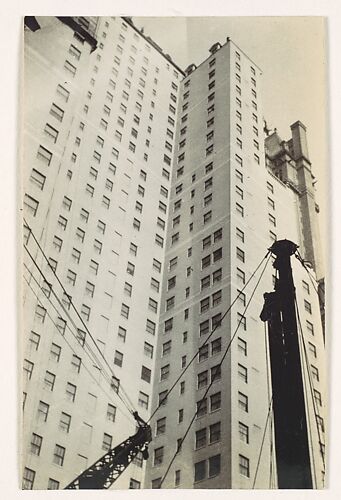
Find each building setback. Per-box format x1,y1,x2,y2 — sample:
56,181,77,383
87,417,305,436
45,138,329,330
21,16,326,490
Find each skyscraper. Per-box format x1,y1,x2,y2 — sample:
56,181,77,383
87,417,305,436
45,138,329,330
144,37,325,489
22,16,326,490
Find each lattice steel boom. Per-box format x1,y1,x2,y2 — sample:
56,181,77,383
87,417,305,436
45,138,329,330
65,412,152,489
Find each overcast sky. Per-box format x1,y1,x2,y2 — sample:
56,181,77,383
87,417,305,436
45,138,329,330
133,17,327,249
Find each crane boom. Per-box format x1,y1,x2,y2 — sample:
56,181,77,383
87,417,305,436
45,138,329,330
65,412,152,489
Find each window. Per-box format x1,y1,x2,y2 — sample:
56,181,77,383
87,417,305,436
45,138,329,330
121,303,130,319
213,268,222,284
142,341,154,360
56,316,67,335
202,235,212,250
171,232,179,245
212,313,221,330
174,469,181,487
268,213,276,227
269,230,277,243
66,268,76,287
136,391,148,410
195,428,207,449
237,247,245,263
154,447,164,466
202,255,211,269
157,390,168,408
198,370,209,389
238,337,247,356
64,60,77,77
196,397,208,418
199,344,209,362
59,412,71,433
33,302,45,324
311,365,319,382
156,417,166,436
306,320,314,335
239,392,248,412
304,300,312,314
166,296,175,311
50,343,61,362
162,167,170,180
201,275,210,290
153,258,162,273
47,478,60,490
24,194,39,216
144,318,156,337
56,83,70,101
199,319,210,336
141,365,151,383
113,350,123,368
317,415,325,433
66,382,76,402
48,257,57,272
160,364,170,381
133,218,141,231
151,478,162,489
238,364,248,383
102,433,112,452
209,422,221,444
236,185,244,200
211,364,221,383
212,290,222,307
22,467,35,489
200,297,210,313
123,245,135,262
236,202,244,217
43,123,59,145
30,433,42,456
213,248,222,262
211,338,222,356
239,455,250,477
204,194,213,208
75,328,85,347
50,103,64,121
53,444,66,466
301,280,310,295
29,331,40,351
308,341,317,358
209,392,221,412
204,211,212,224
172,215,180,228
129,479,141,489
110,375,120,393
194,460,206,482
121,281,131,299
135,201,143,214
137,184,145,198
179,380,185,395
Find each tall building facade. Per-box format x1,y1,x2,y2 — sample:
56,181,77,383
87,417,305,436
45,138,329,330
22,15,183,490
22,16,326,490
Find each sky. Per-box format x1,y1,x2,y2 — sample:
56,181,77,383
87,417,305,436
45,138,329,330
133,17,327,254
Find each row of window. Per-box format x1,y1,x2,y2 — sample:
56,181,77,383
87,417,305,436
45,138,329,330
23,468,59,490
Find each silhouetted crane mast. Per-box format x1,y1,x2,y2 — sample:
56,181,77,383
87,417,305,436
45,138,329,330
260,239,313,488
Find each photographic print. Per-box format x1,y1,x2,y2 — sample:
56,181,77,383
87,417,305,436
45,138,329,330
21,15,327,490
